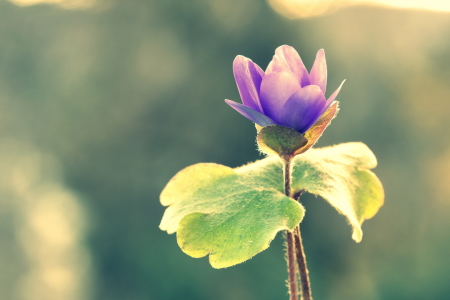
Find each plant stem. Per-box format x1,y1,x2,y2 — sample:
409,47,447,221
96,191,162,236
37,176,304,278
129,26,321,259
284,158,313,300
283,157,292,198
283,157,298,300
286,231,298,300
294,226,312,300
292,190,312,299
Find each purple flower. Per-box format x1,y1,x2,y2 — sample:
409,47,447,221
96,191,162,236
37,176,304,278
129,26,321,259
225,45,345,134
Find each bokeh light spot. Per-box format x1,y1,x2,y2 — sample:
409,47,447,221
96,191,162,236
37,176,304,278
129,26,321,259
268,0,450,19
8,0,95,9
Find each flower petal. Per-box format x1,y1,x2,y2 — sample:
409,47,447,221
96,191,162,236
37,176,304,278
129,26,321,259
325,79,345,109
233,55,265,113
265,45,310,87
309,49,327,94
259,71,301,122
225,100,276,127
279,85,327,133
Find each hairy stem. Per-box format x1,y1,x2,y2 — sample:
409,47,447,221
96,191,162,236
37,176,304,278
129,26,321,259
284,157,292,198
294,226,312,300
285,160,312,300
286,231,298,300
283,157,298,300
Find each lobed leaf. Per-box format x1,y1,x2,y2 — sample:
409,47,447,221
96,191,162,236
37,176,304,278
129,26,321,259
291,142,384,242
160,161,304,268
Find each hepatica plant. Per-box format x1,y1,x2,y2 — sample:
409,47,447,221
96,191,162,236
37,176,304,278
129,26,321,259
160,45,384,300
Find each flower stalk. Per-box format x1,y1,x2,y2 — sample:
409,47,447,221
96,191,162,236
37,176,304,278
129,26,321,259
295,226,312,300
283,157,299,300
283,156,312,300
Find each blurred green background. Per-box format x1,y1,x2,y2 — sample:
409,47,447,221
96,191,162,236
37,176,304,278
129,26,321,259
1,0,450,299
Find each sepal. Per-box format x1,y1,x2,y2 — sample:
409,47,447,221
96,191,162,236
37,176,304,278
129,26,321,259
256,102,339,158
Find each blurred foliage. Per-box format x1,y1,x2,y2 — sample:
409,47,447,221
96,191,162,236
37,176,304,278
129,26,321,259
1,0,450,299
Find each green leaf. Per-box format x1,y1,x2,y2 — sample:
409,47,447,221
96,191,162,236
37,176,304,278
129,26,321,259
291,142,384,242
159,142,384,268
159,160,305,268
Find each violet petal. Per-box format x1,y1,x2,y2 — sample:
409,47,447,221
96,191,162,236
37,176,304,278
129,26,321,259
265,45,310,87
225,100,276,127
259,71,301,122
309,49,327,94
279,85,327,133
325,79,346,109
233,55,265,113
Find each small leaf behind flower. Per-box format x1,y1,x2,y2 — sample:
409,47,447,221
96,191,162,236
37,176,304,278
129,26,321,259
160,160,305,268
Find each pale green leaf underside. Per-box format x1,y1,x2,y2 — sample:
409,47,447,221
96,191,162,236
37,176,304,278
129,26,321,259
291,142,384,242
159,142,383,268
